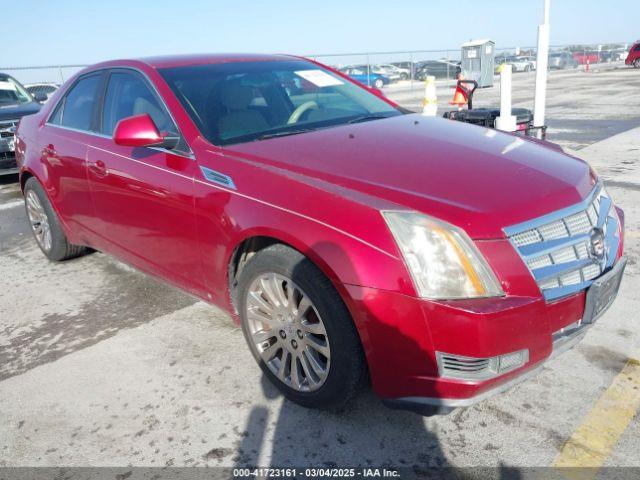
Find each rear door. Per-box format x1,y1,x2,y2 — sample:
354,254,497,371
85,69,202,292
39,72,103,238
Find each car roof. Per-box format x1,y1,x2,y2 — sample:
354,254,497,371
92,53,298,70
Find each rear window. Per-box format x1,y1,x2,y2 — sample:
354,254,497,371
50,74,101,131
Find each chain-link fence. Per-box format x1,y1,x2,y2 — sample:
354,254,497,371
0,42,633,90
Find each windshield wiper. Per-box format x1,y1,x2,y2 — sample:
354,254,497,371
254,128,314,141
347,114,392,124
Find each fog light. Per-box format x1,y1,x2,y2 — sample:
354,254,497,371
497,350,529,374
437,349,529,380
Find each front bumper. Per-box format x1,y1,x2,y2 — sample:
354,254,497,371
383,318,590,416
343,255,625,416
0,127,18,175
0,152,18,175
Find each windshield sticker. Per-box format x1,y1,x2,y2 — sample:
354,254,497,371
294,70,343,87
0,81,17,91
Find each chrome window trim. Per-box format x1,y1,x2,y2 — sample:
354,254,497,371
45,123,195,160
44,66,193,159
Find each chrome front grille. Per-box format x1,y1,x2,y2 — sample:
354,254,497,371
0,120,18,145
0,119,18,136
504,184,621,301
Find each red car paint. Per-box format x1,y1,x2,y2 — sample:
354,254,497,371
626,41,640,66
15,54,625,410
572,51,600,65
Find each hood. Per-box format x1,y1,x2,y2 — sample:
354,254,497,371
0,102,41,122
224,114,595,239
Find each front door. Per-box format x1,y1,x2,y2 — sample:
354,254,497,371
86,69,202,292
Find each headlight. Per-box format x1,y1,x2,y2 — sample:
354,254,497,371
382,211,504,299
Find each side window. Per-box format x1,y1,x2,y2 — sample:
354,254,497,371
101,71,174,136
48,98,65,125
60,74,100,131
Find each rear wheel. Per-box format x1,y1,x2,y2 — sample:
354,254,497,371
24,177,87,261
634,59,640,69
237,244,366,410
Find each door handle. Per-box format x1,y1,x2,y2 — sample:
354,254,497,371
88,159,108,177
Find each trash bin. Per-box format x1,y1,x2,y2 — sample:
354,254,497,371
460,39,495,88
444,107,532,130
443,78,547,139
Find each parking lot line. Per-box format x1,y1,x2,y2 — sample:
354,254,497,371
553,358,640,474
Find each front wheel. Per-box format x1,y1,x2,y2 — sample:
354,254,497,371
24,177,87,261
634,59,640,69
237,244,366,410
373,78,384,89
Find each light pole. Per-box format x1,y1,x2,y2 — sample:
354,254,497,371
533,0,550,138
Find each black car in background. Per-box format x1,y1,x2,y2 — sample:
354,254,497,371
414,60,461,80
0,74,44,175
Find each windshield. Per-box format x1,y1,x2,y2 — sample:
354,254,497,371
160,60,401,146
0,76,33,106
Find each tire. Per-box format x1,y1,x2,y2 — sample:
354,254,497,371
237,244,366,410
373,78,384,89
24,177,87,261
524,65,531,72
634,59,640,69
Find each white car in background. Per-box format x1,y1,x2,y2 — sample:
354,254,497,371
496,56,535,73
24,83,59,103
505,56,535,72
519,55,537,70
376,63,410,80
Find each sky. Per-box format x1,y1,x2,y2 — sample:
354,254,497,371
1,0,636,68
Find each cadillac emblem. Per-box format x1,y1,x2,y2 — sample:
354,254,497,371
589,227,606,261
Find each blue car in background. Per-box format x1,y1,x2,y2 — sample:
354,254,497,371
339,66,390,89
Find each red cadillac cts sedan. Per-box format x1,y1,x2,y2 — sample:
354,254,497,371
15,54,625,415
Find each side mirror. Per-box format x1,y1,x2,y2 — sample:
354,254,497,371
33,92,48,103
113,114,179,149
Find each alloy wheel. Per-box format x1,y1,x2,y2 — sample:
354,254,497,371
245,273,331,392
26,189,52,252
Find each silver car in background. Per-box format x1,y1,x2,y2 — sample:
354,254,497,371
549,52,579,69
